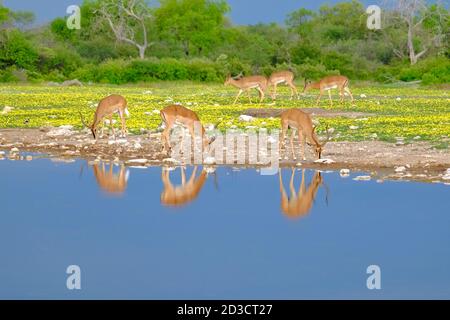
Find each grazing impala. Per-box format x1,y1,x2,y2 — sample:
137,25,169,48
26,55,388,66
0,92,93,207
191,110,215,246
303,75,354,107
92,163,129,195
160,166,208,207
80,94,129,139
160,104,216,154
279,169,323,219
224,74,268,104
268,70,299,100
280,109,330,160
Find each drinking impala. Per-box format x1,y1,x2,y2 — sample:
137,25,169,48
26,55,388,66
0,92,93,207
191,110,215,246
280,109,330,160
80,94,129,139
224,74,268,104
160,104,216,154
268,70,299,100
303,75,354,107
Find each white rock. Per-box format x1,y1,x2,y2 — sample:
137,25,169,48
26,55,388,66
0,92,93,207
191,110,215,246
360,94,367,98
204,156,216,165
395,166,407,173
238,115,254,122
314,158,335,164
349,125,359,130
152,109,160,114
128,158,148,164
0,151,5,156
396,97,402,101
25,155,33,161
46,126,74,137
1,106,14,115
133,142,142,149
267,136,277,144
340,169,350,177
205,166,216,174
353,175,371,181
10,147,19,153
163,157,178,164
142,90,153,94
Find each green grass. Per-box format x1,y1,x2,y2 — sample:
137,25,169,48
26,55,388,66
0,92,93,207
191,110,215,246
0,82,449,143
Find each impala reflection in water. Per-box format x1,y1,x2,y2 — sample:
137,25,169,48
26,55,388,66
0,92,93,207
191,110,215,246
279,169,326,219
2,158,449,299
160,166,209,207
92,162,129,195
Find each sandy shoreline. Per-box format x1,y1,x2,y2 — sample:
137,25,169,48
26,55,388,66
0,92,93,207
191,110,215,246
1,128,449,184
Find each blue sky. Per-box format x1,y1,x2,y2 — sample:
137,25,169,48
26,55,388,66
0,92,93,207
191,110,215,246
3,0,382,26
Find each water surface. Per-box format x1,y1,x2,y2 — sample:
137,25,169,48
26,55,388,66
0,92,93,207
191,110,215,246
0,156,449,299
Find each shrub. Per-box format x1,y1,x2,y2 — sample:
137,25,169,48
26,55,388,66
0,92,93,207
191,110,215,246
0,30,38,70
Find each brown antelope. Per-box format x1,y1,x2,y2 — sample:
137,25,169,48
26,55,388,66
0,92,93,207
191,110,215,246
303,75,354,107
280,109,330,160
224,74,268,104
92,163,129,195
268,70,299,100
160,166,208,207
80,94,129,139
160,104,216,154
279,169,323,219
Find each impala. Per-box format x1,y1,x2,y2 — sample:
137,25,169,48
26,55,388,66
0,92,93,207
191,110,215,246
160,104,216,154
80,94,129,139
160,166,208,207
224,74,268,104
268,70,299,100
303,75,354,107
279,169,323,219
92,162,129,195
280,109,330,160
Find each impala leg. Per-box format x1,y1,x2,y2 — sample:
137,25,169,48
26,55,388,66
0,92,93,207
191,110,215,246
339,87,344,103
190,166,198,184
328,90,333,107
161,125,172,153
279,169,286,197
257,87,265,103
316,90,323,106
290,81,299,99
290,129,296,160
289,168,296,198
299,130,306,161
272,84,277,101
287,81,294,100
109,115,115,139
345,87,354,105
181,167,186,185
119,111,127,137
247,90,252,104
233,89,243,105
299,169,306,198
280,122,288,158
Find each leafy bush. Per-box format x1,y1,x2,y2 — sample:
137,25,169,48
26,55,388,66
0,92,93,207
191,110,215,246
399,57,450,84
0,30,38,70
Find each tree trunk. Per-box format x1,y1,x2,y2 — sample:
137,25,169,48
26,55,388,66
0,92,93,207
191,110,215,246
138,45,146,59
407,23,417,65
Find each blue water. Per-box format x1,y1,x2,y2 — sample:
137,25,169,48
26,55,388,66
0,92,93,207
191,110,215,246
0,157,449,299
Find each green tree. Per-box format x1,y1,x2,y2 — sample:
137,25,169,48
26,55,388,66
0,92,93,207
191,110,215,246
155,0,229,56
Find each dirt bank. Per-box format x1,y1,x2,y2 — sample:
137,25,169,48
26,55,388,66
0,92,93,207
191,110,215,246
1,128,449,184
